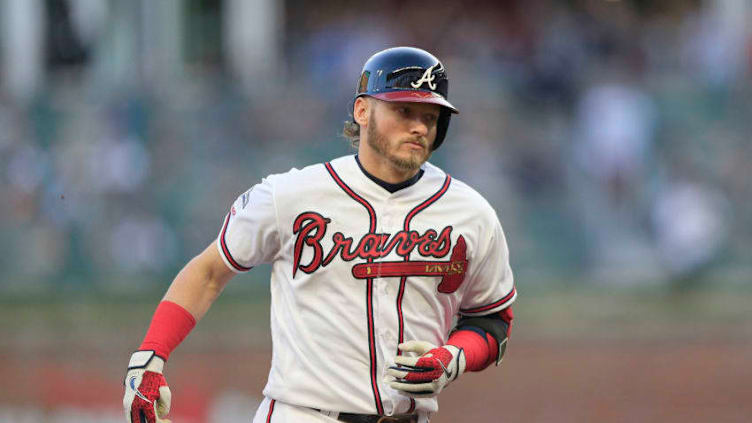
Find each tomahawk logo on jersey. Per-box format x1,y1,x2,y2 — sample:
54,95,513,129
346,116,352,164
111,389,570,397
216,155,516,416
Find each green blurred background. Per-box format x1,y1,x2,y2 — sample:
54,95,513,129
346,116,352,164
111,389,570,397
1,0,750,422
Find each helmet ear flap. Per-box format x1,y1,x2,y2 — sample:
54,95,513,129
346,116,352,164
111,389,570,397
432,108,452,151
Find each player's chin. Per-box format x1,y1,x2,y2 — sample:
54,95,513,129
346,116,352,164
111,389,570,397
398,145,430,161
391,152,427,171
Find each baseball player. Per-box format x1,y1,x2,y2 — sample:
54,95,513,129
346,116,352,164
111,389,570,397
123,46,516,423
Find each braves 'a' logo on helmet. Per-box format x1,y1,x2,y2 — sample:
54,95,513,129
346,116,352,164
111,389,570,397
410,64,438,90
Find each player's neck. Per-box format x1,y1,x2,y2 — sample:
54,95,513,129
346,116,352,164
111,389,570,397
356,150,421,184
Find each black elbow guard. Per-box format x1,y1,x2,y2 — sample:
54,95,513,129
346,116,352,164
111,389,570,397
455,313,510,365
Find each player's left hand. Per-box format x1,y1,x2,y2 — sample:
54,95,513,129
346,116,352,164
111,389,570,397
387,340,466,398
123,351,172,423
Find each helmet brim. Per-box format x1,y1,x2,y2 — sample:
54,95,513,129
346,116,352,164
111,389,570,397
369,91,459,114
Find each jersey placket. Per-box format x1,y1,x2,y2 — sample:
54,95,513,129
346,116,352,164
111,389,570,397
324,161,387,415
376,177,453,415
373,199,401,415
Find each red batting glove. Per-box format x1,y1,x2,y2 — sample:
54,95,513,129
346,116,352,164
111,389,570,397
387,341,466,398
123,351,172,423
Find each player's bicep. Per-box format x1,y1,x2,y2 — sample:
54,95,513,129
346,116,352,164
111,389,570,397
176,241,237,298
200,240,238,286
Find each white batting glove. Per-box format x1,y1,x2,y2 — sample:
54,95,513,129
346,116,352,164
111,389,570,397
387,340,466,398
123,351,172,423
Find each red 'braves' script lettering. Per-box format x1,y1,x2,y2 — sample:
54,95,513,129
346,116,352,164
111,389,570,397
292,212,330,277
292,212,453,277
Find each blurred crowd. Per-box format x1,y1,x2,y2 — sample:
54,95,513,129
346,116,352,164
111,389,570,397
1,0,750,294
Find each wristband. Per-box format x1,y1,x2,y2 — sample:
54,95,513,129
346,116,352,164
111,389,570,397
139,300,196,361
447,329,498,371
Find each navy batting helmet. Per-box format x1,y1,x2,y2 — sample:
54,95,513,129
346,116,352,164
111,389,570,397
354,46,458,150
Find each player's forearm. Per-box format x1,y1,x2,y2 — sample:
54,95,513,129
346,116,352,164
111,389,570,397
162,244,234,321
449,306,514,371
137,243,235,360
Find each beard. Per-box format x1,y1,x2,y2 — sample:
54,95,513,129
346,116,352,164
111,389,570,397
365,112,431,171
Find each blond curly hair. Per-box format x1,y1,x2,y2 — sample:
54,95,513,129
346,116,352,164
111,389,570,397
342,118,360,148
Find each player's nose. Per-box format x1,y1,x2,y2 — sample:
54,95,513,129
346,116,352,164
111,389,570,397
409,119,429,137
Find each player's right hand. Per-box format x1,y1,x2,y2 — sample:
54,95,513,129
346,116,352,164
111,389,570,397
123,351,172,423
387,340,466,398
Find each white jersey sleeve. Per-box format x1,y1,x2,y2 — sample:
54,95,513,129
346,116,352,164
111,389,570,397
216,176,280,272
459,211,516,316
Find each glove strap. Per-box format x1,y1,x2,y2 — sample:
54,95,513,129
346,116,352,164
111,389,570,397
128,350,165,373
443,345,465,380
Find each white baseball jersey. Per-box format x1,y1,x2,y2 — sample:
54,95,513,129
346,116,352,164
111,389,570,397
216,154,516,416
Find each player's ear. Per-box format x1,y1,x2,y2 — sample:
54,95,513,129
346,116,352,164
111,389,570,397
353,96,371,127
